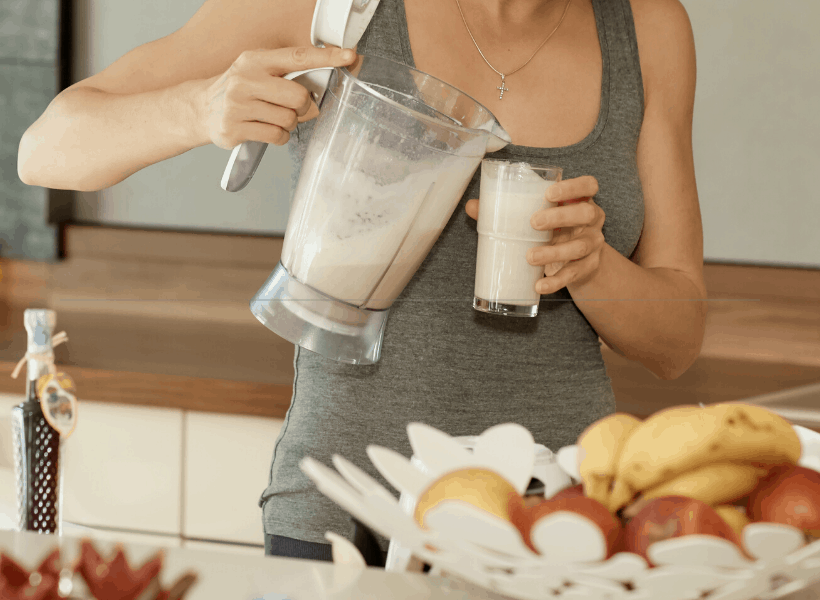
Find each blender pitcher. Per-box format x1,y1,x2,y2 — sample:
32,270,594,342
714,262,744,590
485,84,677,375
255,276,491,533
250,54,510,365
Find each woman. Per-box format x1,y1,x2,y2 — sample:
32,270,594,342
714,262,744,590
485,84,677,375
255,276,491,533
18,0,706,564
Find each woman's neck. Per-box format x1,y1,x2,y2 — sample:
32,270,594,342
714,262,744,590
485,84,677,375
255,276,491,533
459,0,566,26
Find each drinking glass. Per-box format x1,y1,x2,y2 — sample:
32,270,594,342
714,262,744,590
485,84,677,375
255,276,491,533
473,159,562,317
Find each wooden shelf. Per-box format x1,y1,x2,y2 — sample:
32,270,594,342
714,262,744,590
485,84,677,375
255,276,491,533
1,223,818,419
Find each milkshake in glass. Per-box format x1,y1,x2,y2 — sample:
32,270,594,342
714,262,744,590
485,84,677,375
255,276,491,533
473,159,562,317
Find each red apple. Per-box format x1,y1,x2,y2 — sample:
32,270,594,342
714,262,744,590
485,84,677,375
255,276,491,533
549,483,585,501
622,493,652,520
611,524,628,555
513,496,622,557
523,494,546,508
747,464,820,538
623,495,743,566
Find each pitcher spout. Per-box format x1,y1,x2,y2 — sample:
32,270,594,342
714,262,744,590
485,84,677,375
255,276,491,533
477,120,512,153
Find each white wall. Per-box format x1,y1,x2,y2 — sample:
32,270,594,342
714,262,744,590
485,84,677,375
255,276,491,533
681,0,819,267
72,0,820,267
0,393,283,551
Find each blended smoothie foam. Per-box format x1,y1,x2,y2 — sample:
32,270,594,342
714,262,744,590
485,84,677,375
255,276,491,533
474,163,557,307
281,136,478,310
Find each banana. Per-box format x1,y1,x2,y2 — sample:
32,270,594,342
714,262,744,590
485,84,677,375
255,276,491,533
607,405,702,511
609,403,801,512
620,463,767,519
639,462,767,506
577,413,642,508
714,504,751,538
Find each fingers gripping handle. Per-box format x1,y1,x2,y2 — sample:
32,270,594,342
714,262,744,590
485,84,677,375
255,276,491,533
286,67,336,105
220,68,335,192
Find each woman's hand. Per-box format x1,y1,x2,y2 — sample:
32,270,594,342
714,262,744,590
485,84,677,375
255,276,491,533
200,46,357,150
465,175,606,294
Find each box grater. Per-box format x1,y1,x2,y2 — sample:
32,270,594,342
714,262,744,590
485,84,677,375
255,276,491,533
10,309,63,534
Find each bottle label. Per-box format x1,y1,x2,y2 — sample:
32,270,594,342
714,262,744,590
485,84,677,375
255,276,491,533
36,372,76,397
37,373,78,438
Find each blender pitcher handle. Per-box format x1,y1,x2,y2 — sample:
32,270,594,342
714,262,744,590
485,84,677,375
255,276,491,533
220,67,335,192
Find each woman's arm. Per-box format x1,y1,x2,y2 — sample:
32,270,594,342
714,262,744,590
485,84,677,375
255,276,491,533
465,0,705,380
16,0,348,192
562,0,706,380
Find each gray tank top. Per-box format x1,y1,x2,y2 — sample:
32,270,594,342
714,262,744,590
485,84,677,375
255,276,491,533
261,0,645,552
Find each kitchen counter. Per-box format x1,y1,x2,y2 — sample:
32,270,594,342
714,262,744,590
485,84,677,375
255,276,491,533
1,224,819,419
743,381,820,430
0,529,502,600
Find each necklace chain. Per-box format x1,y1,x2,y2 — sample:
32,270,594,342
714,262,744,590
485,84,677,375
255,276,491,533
454,0,574,99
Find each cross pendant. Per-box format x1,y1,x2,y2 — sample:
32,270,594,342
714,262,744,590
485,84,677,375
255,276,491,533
497,75,509,100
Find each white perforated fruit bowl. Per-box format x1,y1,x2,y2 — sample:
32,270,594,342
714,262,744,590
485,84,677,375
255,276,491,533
300,422,820,600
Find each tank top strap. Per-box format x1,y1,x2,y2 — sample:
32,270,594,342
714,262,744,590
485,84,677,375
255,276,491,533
593,0,646,122
356,0,413,65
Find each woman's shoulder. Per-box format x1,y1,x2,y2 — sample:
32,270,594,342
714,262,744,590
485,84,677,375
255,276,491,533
629,0,693,37
188,0,316,50
274,0,321,48
628,0,697,107
226,0,316,49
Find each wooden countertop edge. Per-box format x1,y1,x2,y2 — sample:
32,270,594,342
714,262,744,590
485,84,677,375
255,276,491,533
4,353,819,428
0,361,292,419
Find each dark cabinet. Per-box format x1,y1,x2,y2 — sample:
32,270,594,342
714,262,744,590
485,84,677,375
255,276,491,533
0,0,71,262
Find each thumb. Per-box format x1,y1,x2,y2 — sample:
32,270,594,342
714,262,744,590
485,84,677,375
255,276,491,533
297,101,320,123
263,46,357,77
465,198,479,220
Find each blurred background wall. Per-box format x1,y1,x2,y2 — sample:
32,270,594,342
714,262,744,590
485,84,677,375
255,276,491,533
1,0,818,267
0,0,64,261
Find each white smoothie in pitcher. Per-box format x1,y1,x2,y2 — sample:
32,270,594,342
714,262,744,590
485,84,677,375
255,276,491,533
281,136,478,309
474,163,558,309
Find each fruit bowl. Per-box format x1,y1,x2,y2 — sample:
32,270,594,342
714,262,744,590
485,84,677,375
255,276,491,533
300,419,820,600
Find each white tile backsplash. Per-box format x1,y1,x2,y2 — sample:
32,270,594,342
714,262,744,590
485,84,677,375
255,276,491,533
0,394,25,470
183,412,283,545
0,469,16,530
0,394,25,529
2,392,287,548
61,401,183,535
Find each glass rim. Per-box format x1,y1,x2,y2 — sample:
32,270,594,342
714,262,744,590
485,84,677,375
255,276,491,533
482,158,563,174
